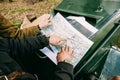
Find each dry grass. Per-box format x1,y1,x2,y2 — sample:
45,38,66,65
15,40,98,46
0,0,61,24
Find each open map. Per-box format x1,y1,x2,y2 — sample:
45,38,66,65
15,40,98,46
40,13,94,67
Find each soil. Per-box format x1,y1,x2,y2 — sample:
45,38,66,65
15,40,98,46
0,0,61,24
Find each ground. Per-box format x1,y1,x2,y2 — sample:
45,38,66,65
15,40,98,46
0,0,61,25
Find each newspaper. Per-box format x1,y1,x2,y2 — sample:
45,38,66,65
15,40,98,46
67,16,98,38
40,13,94,67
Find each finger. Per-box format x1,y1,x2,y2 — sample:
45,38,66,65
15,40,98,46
71,50,74,57
57,52,60,54
56,39,66,46
47,20,51,23
47,20,52,25
48,15,51,20
64,45,67,51
71,49,74,54
66,45,69,52
56,40,65,45
45,14,51,19
61,46,65,52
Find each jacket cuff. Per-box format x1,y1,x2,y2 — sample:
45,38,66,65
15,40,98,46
32,25,41,34
37,35,49,47
57,62,73,73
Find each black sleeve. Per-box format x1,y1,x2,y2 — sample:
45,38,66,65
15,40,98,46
54,62,74,80
8,35,49,57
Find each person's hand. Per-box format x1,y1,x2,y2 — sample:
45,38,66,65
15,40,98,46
38,14,52,29
57,45,74,63
32,14,52,29
49,34,65,46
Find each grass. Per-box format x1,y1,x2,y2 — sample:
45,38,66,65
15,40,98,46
0,0,61,25
12,19,22,27
10,7,30,14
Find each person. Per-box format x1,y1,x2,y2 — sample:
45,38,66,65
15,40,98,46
0,13,74,80
0,13,51,38
0,35,74,80
0,13,55,79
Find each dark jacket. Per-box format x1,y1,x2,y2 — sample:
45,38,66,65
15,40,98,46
0,36,73,80
54,62,73,80
0,35,49,75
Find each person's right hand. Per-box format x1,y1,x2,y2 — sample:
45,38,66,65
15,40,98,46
57,45,74,63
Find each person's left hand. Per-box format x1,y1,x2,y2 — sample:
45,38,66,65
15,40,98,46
33,14,52,29
38,19,51,29
49,34,65,46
